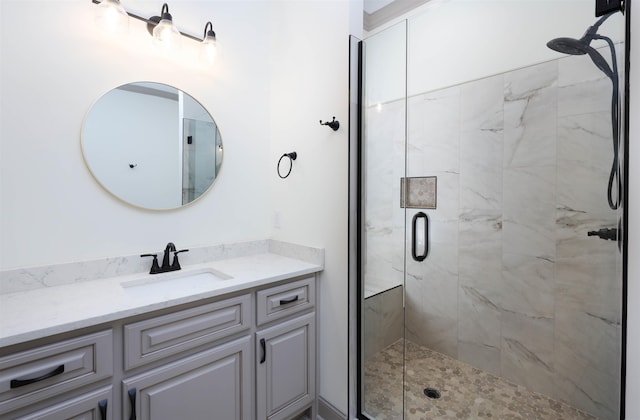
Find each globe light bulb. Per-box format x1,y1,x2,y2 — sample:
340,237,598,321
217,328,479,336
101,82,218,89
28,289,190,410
198,22,217,66
95,0,129,34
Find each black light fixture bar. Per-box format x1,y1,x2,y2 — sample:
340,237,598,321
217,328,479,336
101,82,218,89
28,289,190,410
91,0,203,42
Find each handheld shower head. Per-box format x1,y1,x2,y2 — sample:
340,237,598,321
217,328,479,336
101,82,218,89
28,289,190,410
546,37,589,55
545,10,621,210
546,36,614,78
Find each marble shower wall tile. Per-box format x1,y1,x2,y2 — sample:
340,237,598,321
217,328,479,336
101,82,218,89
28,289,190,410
459,74,504,212
557,112,615,215
457,282,502,346
501,310,555,395
407,87,460,175
558,49,612,117
504,61,557,169
555,252,621,324
404,88,460,358
503,166,557,260
501,252,554,318
364,286,404,360
364,99,406,294
405,240,459,358
554,307,621,420
458,210,502,293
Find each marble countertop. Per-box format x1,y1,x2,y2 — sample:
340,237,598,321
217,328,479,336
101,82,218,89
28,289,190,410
0,252,323,348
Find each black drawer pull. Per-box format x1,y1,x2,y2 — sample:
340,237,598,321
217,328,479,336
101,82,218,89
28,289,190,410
279,295,299,305
99,399,108,420
10,364,64,388
260,338,266,364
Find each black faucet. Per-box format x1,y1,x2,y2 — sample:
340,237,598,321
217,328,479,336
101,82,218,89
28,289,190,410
141,242,189,274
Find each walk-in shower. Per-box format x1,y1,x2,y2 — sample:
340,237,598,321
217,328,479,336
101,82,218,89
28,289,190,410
356,1,627,419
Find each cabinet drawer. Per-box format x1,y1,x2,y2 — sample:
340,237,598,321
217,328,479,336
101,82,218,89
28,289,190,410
16,386,113,420
0,330,113,415
257,277,315,326
124,294,251,370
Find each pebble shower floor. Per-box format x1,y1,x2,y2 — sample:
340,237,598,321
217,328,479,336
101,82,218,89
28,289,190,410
364,340,599,420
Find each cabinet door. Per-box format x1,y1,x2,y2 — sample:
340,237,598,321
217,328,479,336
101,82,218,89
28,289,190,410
256,312,315,420
16,386,112,420
123,336,252,420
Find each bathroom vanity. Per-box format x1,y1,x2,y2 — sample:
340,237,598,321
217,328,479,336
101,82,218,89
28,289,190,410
0,243,322,420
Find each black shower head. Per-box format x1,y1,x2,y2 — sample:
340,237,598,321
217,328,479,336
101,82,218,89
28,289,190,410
546,11,618,79
546,37,589,55
547,36,614,79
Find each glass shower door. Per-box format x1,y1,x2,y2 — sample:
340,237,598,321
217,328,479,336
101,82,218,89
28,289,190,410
360,20,408,420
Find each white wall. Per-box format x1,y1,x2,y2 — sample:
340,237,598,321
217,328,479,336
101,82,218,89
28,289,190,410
406,0,624,95
268,0,361,413
625,3,640,419
0,0,272,268
367,0,624,98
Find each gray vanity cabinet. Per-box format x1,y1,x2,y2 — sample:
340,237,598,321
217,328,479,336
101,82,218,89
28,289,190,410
0,274,317,420
255,276,316,420
122,336,252,420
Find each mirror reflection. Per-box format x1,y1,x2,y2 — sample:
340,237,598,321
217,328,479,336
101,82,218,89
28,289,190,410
82,82,222,210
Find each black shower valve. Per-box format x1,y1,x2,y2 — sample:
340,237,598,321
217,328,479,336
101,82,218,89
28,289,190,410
587,228,617,241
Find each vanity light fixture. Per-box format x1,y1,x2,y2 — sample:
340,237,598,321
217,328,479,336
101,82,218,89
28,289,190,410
91,1,218,59
199,22,218,65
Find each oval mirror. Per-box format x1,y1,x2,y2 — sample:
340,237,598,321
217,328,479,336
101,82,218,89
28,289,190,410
81,82,223,210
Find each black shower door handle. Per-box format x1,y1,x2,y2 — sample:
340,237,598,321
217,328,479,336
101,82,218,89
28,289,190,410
411,212,429,262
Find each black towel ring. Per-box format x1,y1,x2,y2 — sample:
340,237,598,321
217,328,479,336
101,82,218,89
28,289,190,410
277,152,297,179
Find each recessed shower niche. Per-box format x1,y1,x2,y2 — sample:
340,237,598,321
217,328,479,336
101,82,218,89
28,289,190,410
82,82,223,210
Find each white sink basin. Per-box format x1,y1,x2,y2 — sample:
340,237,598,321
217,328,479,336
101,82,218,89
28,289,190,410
121,268,233,297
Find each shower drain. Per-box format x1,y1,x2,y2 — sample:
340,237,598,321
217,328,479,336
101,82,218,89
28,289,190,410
423,387,441,399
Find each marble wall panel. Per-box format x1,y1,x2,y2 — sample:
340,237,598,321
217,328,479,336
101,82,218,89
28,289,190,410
504,61,557,169
457,284,501,358
407,87,460,175
503,165,557,259
558,48,613,117
458,210,502,292
557,112,615,215
555,253,620,324
501,310,555,394
460,74,504,212
501,252,555,318
405,241,459,358
457,340,501,377
364,99,406,295
553,307,621,419
364,286,404,360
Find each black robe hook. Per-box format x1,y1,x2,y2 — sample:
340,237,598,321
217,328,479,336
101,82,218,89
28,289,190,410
320,116,340,131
